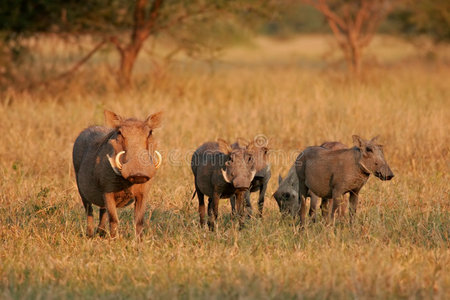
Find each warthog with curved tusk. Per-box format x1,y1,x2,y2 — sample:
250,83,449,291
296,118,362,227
229,139,270,218
73,110,162,239
274,141,348,222
295,135,394,225
191,139,257,230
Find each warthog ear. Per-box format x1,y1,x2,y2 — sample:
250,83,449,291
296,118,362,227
352,135,366,149
217,139,232,155
370,135,380,143
261,146,269,156
236,137,249,148
104,110,123,128
246,141,255,151
146,111,163,129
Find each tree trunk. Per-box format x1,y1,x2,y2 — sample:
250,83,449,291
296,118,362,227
117,31,147,87
347,30,361,77
350,46,361,76
118,47,139,87
115,0,163,87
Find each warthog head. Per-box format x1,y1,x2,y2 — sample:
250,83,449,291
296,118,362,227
233,138,269,172
218,139,256,190
273,174,299,217
105,110,163,184
353,135,394,181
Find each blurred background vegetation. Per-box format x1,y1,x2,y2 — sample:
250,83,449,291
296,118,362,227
0,0,449,90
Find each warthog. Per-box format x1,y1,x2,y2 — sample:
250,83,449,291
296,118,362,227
229,140,270,218
73,110,162,238
191,139,257,229
274,141,347,220
295,135,394,225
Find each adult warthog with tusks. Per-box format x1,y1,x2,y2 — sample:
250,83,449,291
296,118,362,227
229,139,270,218
73,110,162,239
295,135,394,225
191,139,257,229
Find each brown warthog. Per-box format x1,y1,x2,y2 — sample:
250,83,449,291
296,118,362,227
274,141,347,221
229,139,270,218
191,139,257,229
295,135,394,225
73,110,162,238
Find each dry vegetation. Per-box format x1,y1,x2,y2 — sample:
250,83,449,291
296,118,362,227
0,35,449,299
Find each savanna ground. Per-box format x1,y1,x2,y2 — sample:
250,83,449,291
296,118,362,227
0,35,449,299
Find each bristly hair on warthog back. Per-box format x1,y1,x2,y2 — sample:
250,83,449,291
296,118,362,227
72,110,162,239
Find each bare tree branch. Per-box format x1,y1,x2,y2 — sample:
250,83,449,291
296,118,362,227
24,39,107,91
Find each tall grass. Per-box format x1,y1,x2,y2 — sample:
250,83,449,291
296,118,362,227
0,35,449,299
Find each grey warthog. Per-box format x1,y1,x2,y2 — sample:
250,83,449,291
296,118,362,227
295,135,394,225
274,141,347,220
191,139,257,229
73,110,162,239
229,139,270,218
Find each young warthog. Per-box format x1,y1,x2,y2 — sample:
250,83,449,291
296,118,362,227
229,140,270,218
73,110,162,238
191,139,257,229
295,135,394,225
274,141,347,220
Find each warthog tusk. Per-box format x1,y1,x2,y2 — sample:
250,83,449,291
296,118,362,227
115,151,125,170
221,168,231,183
107,154,122,176
154,150,162,169
359,161,371,175
250,169,256,181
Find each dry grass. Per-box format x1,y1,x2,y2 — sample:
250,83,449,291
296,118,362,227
0,35,449,299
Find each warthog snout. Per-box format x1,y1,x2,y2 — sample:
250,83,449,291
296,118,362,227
375,166,394,181
108,149,162,182
127,174,150,184
232,175,255,190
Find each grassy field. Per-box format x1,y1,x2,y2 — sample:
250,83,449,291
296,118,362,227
0,35,449,299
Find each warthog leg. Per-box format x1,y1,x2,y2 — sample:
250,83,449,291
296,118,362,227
234,190,246,227
196,189,206,227
309,193,321,223
97,208,107,237
82,199,94,238
331,195,345,224
104,192,119,238
207,197,214,231
230,192,252,218
297,181,309,226
299,195,308,226
134,192,145,240
321,198,331,224
256,184,267,218
349,191,360,224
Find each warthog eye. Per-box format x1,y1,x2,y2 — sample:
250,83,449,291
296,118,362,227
366,147,373,153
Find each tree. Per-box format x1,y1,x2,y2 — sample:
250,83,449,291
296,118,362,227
0,0,258,88
389,0,450,44
303,0,396,76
